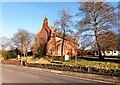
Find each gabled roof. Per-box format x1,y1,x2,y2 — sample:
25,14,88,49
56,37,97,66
38,17,78,44
49,25,77,44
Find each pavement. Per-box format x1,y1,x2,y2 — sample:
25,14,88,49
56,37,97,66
24,65,120,84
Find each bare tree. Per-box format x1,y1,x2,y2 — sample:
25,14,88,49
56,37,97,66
32,34,48,57
80,35,93,51
0,36,10,50
37,37,47,57
77,2,117,60
54,9,73,56
12,29,36,57
98,30,118,51
0,36,11,59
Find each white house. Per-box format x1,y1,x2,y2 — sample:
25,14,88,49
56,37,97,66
95,51,120,56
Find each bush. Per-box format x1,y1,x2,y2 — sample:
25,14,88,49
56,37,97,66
6,52,17,59
2,50,8,60
35,51,45,58
1,50,17,60
35,52,40,58
52,56,62,61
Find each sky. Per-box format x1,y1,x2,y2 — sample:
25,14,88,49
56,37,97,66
1,1,119,38
1,2,79,38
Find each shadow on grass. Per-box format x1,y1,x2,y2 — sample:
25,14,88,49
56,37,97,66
77,56,120,64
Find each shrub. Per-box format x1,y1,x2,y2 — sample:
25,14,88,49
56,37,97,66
35,52,40,58
35,51,45,58
2,50,8,60
52,56,62,61
6,52,17,59
1,50,17,60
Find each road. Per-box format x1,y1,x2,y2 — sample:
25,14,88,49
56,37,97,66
1,64,115,85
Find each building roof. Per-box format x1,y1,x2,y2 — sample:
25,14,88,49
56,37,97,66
49,25,78,44
38,17,78,44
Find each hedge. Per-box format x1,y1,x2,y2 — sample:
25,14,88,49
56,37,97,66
27,63,120,77
7,52,17,59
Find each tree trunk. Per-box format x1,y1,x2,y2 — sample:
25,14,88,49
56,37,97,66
61,32,65,56
21,42,24,56
93,9,103,60
61,29,65,61
94,25,103,60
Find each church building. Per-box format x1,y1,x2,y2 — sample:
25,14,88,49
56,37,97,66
32,17,79,57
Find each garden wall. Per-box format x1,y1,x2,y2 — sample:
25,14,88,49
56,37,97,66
1,60,120,77
1,60,21,65
27,63,120,77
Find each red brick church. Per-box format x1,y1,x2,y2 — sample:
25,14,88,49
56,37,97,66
32,17,79,56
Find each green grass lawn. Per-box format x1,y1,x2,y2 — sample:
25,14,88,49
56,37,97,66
15,55,120,70
63,59,120,70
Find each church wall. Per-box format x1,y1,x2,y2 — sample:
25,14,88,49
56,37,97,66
46,34,79,56
33,17,79,57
